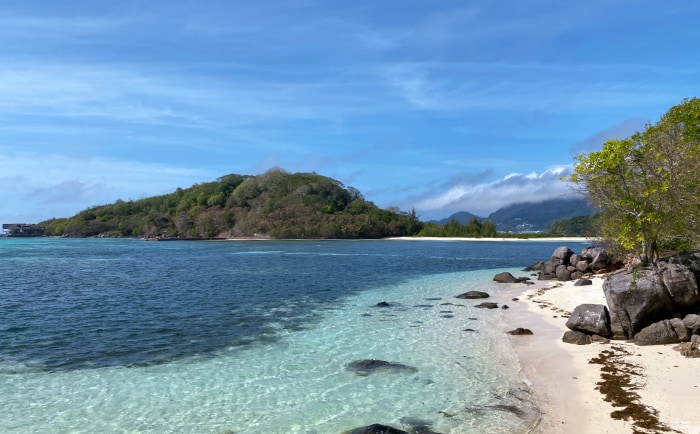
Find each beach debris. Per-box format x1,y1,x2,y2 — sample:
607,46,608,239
566,303,612,338
589,346,681,433
474,302,499,309
507,327,533,335
454,290,490,299
346,359,418,376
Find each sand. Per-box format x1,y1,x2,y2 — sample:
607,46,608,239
498,275,700,434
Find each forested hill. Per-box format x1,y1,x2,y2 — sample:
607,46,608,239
41,169,421,239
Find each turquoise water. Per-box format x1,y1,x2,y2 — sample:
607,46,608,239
0,238,584,433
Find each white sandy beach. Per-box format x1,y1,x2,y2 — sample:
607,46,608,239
499,276,700,434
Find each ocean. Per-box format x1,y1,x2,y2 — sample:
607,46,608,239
0,238,586,433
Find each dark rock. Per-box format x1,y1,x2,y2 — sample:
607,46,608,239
376,301,390,307
590,334,611,343
575,260,590,273
463,328,477,332
555,264,571,281
570,271,584,280
634,319,686,346
512,297,519,301
566,304,612,338
574,279,593,286
501,304,510,310
562,330,592,345
474,302,499,309
342,424,408,434
493,272,530,283
683,313,700,335
657,261,700,308
346,359,417,376
603,267,675,339
551,246,574,266
455,291,490,299
523,261,546,271
508,327,533,335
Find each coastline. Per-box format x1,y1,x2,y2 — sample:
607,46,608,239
386,236,590,242
499,276,700,433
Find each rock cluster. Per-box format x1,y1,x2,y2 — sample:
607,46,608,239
528,246,614,282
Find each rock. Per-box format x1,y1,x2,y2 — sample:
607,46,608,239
590,250,610,271
683,313,700,335
657,261,700,308
342,424,408,434
566,304,612,338
634,319,686,346
671,317,691,342
574,279,593,286
562,330,591,345
523,261,546,271
376,301,390,307
508,327,533,335
474,302,499,309
603,267,675,339
346,359,418,376
455,291,490,299
493,272,530,283
501,304,510,310
590,334,611,343
575,260,590,273
570,271,584,280
551,246,574,266
555,264,571,281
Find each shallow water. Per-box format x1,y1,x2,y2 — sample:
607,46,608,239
0,238,585,433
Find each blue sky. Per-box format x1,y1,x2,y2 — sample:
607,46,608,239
1,0,698,224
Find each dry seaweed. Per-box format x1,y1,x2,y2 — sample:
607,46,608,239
588,346,681,434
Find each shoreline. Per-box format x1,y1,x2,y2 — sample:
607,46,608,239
499,275,700,433
386,236,590,242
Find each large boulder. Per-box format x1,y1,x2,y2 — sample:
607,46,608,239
603,267,675,339
683,314,700,335
633,319,689,346
551,246,574,266
657,261,700,308
555,265,571,281
566,304,612,338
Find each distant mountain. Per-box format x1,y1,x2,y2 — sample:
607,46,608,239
433,197,596,233
487,197,596,232
433,211,482,225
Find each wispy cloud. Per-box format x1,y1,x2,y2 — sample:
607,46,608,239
411,167,577,217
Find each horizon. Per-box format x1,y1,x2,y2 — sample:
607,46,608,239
2,1,699,224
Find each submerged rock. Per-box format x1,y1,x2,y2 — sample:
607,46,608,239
342,423,408,434
474,302,499,309
455,290,490,299
346,359,418,376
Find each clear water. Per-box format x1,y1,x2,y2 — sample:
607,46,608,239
0,238,585,433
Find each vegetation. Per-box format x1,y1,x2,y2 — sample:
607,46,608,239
417,217,497,238
548,214,597,237
41,169,423,239
568,98,700,263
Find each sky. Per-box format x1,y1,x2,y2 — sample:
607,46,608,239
1,0,699,224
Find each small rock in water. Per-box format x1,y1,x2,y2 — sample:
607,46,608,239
501,305,510,310
346,359,418,376
376,301,390,307
341,423,408,434
474,302,499,309
455,290,490,299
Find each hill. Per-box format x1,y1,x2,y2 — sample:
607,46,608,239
41,169,421,239
432,211,482,225
487,197,596,232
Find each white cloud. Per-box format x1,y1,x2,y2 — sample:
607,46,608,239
412,166,577,217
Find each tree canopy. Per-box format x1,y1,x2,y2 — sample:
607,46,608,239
568,98,700,263
41,169,423,239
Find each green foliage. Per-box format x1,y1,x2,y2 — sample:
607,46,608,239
568,97,700,262
548,214,597,237
41,169,421,240
417,217,497,238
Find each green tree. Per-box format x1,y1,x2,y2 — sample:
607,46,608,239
568,98,700,263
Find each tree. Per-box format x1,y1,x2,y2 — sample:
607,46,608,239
568,98,700,263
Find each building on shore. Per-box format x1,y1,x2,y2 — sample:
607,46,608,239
2,224,45,237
